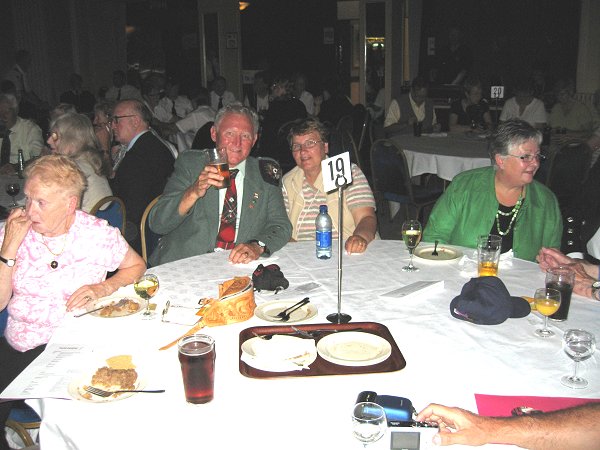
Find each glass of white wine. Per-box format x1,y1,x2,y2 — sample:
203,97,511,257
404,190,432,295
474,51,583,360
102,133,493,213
135,274,160,318
533,287,561,338
352,402,387,447
401,220,422,272
561,329,595,389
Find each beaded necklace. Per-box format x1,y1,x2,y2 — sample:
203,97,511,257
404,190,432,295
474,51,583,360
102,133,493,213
495,190,524,236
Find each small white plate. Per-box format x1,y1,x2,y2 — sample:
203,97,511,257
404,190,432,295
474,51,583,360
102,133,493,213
254,300,318,323
68,373,146,403
414,245,462,262
86,295,143,318
241,336,317,372
316,332,391,367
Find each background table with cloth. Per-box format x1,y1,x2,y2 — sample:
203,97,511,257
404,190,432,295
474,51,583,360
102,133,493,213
2,240,599,450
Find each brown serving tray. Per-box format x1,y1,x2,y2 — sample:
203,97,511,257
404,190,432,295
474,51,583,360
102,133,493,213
239,321,406,378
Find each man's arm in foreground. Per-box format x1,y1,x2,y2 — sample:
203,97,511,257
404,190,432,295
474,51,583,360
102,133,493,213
417,402,600,450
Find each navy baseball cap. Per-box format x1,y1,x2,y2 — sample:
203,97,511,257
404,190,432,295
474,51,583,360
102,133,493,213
450,276,531,325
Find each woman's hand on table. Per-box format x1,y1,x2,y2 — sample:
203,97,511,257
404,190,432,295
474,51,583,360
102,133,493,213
345,234,369,254
67,283,112,311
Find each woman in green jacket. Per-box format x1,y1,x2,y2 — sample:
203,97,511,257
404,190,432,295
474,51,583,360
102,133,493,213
423,119,562,262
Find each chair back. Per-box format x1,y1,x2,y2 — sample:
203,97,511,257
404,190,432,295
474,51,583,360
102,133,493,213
546,141,592,207
0,307,7,337
90,196,126,235
140,195,162,264
370,139,413,199
191,121,214,149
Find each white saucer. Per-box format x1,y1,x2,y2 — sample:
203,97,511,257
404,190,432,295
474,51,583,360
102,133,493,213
241,335,317,372
414,245,462,262
254,299,317,323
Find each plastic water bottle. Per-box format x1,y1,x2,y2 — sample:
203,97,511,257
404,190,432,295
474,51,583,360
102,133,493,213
315,204,332,259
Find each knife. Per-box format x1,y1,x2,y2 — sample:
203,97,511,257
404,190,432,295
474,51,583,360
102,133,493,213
74,305,105,318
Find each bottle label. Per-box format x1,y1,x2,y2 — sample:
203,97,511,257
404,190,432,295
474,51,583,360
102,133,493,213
316,230,332,248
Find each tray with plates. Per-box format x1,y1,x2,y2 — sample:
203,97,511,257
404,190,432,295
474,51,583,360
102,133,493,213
238,322,406,378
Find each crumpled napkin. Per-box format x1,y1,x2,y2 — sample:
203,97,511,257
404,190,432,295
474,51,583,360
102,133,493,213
241,335,316,371
458,249,514,277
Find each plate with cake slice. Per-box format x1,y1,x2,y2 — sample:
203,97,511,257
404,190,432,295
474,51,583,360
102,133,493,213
68,355,146,403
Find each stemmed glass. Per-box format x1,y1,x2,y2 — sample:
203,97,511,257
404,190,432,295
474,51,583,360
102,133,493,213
401,220,422,272
134,274,160,318
352,402,387,447
5,183,20,208
533,287,561,338
561,329,596,389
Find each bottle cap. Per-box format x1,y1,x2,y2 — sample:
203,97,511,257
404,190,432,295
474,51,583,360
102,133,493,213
319,205,327,213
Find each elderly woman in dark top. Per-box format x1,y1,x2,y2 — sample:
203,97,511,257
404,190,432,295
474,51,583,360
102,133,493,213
47,112,113,212
423,119,562,262
448,78,492,132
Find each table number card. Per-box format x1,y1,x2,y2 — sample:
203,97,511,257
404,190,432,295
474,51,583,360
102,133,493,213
491,86,504,99
321,152,352,193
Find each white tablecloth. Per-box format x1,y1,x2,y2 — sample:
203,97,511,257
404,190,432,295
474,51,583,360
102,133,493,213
391,133,492,181
5,241,600,450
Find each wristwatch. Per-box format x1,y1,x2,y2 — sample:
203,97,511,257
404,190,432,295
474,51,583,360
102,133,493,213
247,239,270,256
591,281,600,301
0,255,16,267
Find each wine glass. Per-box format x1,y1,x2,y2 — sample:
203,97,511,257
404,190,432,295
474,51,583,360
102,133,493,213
5,183,20,208
352,402,387,447
533,287,561,338
134,274,160,318
561,329,596,389
401,220,422,272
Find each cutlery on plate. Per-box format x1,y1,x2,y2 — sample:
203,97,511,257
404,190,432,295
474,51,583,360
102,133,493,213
432,240,439,256
268,297,310,320
84,385,165,397
74,299,131,318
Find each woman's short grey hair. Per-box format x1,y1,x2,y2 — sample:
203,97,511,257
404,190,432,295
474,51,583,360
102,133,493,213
214,102,259,135
489,118,542,160
25,154,87,201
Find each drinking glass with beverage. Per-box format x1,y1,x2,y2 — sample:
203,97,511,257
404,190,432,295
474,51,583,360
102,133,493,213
561,329,595,389
401,220,422,272
477,234,502,277
134,273,160,318
5,183,20,208
178,334,216,404
533,287,561,338
545,266,575,321
206,147,230,188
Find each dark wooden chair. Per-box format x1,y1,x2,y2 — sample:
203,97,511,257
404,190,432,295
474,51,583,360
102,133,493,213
370,139,443,222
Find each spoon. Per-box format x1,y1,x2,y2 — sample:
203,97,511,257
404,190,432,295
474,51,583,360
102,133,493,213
432,240,439,256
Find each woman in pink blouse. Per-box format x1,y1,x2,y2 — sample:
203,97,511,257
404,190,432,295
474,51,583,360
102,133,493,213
0,155,145,448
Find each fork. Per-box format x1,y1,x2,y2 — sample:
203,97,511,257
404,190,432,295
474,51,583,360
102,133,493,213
84,385,165,397
269,297,310,321
432,240,439,256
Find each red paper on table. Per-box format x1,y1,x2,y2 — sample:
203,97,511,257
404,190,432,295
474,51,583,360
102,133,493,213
475,394,600,417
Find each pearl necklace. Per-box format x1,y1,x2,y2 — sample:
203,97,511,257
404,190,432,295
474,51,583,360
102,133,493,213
495,191,524,236
40,233,68,269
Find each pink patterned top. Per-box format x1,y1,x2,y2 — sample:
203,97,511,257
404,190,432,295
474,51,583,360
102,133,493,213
1,210,129,352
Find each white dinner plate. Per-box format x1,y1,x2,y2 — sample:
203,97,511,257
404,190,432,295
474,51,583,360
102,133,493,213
86,295,143,318
254,299,318,323
241,336,317,372
316,332,391,367
413,245,462,262
68,371,146,403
